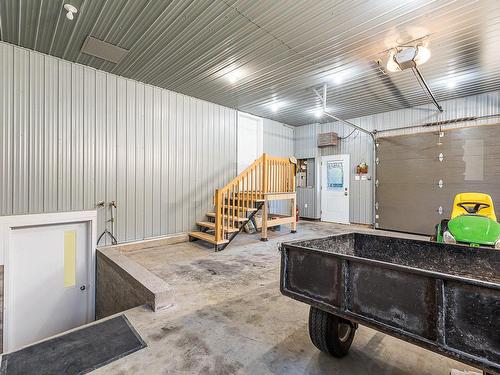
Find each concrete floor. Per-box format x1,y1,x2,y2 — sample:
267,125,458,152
94,221,478,374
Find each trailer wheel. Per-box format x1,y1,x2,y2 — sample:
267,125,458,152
308,306,356,357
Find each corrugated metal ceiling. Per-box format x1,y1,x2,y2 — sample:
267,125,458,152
0,0,499,126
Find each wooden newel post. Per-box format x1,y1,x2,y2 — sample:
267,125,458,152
214,189,222,242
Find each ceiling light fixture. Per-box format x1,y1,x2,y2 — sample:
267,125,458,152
446,80,457,89
64,4,78,20
328,66,358,86
226,69,245,84
313,108,324,119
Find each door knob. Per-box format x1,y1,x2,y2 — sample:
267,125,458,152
80,285,86,291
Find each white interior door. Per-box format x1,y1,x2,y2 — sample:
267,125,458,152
237,112,263,173
321,154,350,224
7,222,91,351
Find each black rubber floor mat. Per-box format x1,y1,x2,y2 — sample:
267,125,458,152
0,315,146,375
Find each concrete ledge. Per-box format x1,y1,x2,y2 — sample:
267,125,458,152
98,232,188,254
96,247,173,319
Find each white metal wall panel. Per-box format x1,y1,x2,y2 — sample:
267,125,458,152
116,78,127,242
135,83,145,241
143,85,154,239
83,68,96,211
58,60,72,211
151,87,162,237
44,54,59,213
105,74,117,242
263,118,295,215
0,43,14,215
95,71,107,241
71,64,84,211
13,47,29,214
125,79,137,242
295,91,500,225
29,52,44,213
0,43,237,244
263,119,294,157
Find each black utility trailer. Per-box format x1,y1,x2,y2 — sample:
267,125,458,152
279,232,500,374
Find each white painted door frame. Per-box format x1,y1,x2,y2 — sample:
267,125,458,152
0,210,97,352
237,111,263,173
320,154,350,224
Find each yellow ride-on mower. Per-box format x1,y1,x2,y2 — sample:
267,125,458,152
434,193,500,249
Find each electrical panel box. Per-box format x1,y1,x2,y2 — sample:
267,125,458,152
297,158,315,188
296,158,320,219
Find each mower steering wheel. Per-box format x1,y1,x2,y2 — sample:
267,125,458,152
457,202,490,214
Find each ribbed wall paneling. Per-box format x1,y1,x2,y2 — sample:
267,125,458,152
263,118,294,157
0,43,14,216
13,46,29,214
295,91,500,225
262,118,295,215
0,43,238,244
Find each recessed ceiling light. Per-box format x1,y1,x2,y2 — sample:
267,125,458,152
270,101,285,113
226,69,246,84
313,108,323,118
64,4,78,20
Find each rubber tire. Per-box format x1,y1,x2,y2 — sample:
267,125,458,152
308,306,356,357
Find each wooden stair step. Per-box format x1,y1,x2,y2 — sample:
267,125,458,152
206,212,247,222
196,221,239,233
188,231,229,245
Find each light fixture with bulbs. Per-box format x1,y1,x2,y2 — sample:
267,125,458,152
64,4,78,20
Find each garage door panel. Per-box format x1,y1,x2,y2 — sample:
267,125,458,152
377,183,449,234
376,124,500,234
378,157,500,184
377,126,500,161
377,136,440,158
378,142,500,161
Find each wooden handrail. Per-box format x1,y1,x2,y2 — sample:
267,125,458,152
213,153,295,242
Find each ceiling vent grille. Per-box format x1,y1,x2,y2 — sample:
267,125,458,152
81,36,128,64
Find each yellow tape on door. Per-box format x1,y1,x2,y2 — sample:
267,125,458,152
64,230,76,287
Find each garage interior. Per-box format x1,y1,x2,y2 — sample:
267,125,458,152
0,1,498,374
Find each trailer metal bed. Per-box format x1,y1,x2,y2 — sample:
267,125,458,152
279,232,499,374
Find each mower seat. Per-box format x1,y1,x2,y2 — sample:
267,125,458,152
451,193,497,221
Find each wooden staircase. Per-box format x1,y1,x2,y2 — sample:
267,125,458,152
188,153,296,251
